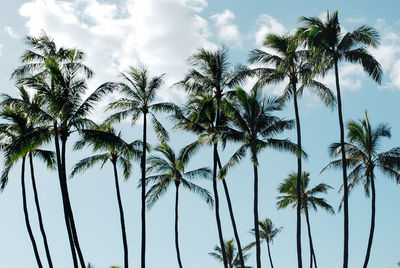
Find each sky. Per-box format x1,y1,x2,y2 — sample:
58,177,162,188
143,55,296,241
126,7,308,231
0,0,400,267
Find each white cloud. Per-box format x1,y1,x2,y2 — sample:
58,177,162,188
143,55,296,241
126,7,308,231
4,26,20,39
0,44,3,56
370,19,400,90
346,17,367,24
183,0,207,12
319,64,365,92
210,9,241,47
19,0,217,121
254,14,286,46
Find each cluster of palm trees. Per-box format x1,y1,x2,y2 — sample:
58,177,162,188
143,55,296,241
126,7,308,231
1,10,399,268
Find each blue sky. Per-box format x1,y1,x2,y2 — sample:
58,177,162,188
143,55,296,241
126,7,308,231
1,0,400,267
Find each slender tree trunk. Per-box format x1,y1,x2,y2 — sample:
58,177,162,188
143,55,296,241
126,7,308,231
174,182,183,268
61,138,86,268
21,157,43,268
293,89,303,268
213,144,228,268
112,161,129,268
29,153,53,268
334,60,349,268
305,207,317,268
267,241,274,268
253,154,261,268
363,170,375,268
54,125,78,268
216,153,245,268
141,112,148,268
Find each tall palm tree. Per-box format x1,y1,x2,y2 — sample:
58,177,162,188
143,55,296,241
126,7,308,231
106,65,174,268
209,239,252,268
173,91,248,268
322,112,400,268
145,142,213,268
177,48,248,268
277,172,334,268
220,84,300,268
297,11,383,267
249,33,335,268
249,218,282,268
0,98,55,268
10,35,113,267
71,124,142,268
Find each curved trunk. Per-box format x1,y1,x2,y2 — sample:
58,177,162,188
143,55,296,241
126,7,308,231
363,170,375,268
334,60,349,268
293,90,303,268
61,138,86,268
266,241,274,268
174,182,183,268
305,206,317,268
213,144,228,268
54,125,78,267
21,156,43,268
141,112,148,268
112,161,129,268
216,153,245,268
29,153,53,268
252,154,261,268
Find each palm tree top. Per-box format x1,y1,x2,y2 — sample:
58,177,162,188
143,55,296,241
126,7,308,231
250,218,282,244
277,171,334,214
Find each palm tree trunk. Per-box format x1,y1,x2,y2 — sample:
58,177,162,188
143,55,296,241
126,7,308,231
29,153,53,268
216,153,245,268
252,154,261,268
141,112,148,268
305,207,317,268
363,170,375,268
293,89,303,268
112,161,129,268
334,59,349,268
21,156,43,268
213,144,228,268
174,182,184,268
54,125,78,268
266,241,274,268
61,138,86,268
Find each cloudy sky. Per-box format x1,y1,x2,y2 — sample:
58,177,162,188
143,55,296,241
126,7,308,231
0,0,400,267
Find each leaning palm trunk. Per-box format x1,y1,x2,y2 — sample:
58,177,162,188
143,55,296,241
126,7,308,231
304,207,317,268
21,156,43,268
112,161,129,268
213,144,228,268
29,153,53,268
174,182,183,268
216,154,245,268
61,138,86,268
293,89,303,268
363,171,375,268
266,241,274,268
53,128,78,267
334,60,349,268
141,112,148,268
252,153,261,268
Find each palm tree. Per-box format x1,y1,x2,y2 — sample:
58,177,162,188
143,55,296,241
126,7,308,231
249,33,335,268
105,65,174,268
173,91,249,268
145,142,213,268
249,218,282,268
71,124,142,268
209,239,252,268
10,35,113,267
0,95,55,268
297,11,383,267
322,112,400,268
220,84,300,268
177,48,248,268
277,172,334,268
